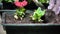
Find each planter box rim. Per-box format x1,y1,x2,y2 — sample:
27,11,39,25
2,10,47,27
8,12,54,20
2,24,60,26
0,10,16,12
2,10,60,26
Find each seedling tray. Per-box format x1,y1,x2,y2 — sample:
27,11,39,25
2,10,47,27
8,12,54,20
1,10,60,34
1,10,60,26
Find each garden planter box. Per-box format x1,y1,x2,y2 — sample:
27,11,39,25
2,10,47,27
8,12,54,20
2,10,60,24
1,10,60,34
1,10,49,24
2,25,60,34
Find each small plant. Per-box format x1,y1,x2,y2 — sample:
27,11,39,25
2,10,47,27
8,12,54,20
5,0,14,2
0,0,2,3
14,8,26,20
14,0,28,20
38,0,49,3
30,7,46,22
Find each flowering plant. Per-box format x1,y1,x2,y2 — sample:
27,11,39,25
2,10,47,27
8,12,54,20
14,0,28,8
14,0,28,20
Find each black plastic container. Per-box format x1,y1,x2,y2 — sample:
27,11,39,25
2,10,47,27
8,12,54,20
2,25,60,34
1,10,60,34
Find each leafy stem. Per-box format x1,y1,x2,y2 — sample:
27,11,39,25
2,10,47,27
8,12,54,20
5,0,14,2
14,7,26,20
30,7,46,22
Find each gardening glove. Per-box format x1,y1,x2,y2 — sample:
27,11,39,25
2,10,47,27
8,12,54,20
52,0,60,15
48,0,55,9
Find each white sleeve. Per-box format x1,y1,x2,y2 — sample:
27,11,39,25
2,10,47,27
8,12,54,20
48,0,55,9
52,0,60,15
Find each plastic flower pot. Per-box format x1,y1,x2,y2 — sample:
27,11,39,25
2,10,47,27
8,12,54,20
2,10,60,24
1,10,60,34
2,25,60,34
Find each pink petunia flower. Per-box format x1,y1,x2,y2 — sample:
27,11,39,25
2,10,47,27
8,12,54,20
14,0,28,8
22,0,28,7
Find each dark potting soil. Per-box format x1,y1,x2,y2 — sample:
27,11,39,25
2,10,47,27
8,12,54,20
3,11,60,24
5,14,60,24
4,13,43,24
3,10,60,24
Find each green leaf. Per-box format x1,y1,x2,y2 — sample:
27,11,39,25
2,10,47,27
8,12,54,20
8,0,13,2
31,7,46,22
5,0,13,2
15,8,26,18
38,0,49,3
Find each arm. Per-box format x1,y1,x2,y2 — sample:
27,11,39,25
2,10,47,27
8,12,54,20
52,0,60,15
48,0,55,9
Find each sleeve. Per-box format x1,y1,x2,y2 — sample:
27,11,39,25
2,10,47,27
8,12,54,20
48,0,55,9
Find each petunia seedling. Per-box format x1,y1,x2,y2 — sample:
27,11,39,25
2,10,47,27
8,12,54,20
14,8,26,20
14,0,28,20
31,7,46,22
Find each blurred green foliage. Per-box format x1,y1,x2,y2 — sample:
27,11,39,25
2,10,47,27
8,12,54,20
4,0,14,2
38,0,49,3
0,0,2,3
14,8,26,19
4,0,49,3
4,0,32,3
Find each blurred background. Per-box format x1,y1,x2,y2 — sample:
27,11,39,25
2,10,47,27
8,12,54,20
0,14,6,34
0,0,6,34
